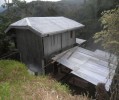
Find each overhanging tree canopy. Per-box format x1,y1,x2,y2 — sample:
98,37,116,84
94,7,119,56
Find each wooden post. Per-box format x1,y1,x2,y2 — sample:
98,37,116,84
42,60,45,75
53,62,58,75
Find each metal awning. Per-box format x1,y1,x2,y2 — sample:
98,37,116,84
52,46,117,91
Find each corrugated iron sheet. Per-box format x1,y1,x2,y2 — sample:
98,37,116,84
52,46,117,91
76,38,86,45
5,17,84,37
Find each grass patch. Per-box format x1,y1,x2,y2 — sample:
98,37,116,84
0,60,89,100
0,60,29,83
0,82,10,100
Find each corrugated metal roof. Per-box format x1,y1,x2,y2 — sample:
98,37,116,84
5,17,84,37
76,38,86,45
94,49,117,65
52,46,117,91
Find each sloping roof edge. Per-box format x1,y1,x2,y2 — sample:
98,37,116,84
5,26,43,37
5,25,84,37
5,17,85,37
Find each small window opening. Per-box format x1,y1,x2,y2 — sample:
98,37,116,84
70,31,73,38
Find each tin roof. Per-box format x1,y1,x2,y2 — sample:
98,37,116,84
52,46,117,91
76,38,86,45
5,17,84,37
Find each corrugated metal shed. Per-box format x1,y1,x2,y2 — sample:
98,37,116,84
5,17,84,37
52,46,117,91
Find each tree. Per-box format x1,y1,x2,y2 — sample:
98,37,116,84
94,7,119,100
0,0,28,56
94,7,119,55
0,15,11,56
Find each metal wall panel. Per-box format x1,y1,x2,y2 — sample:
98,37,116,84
43,31,76,59
61,31,75,50
16,29,43,72
43,34,62,58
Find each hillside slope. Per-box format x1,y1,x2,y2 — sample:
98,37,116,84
0,60,89,100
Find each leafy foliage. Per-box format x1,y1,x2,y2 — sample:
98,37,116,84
0,15,12,55
0,0,27,56
94,7,119,55
94,6,119,100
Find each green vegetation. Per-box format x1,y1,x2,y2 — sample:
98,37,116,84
0,60,89,100
94,7,119,56
94,7,119,100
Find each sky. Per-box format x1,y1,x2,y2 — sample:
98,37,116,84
0,0,61,6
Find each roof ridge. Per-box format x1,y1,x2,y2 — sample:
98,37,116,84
5,17,84,37
25,18,32,27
